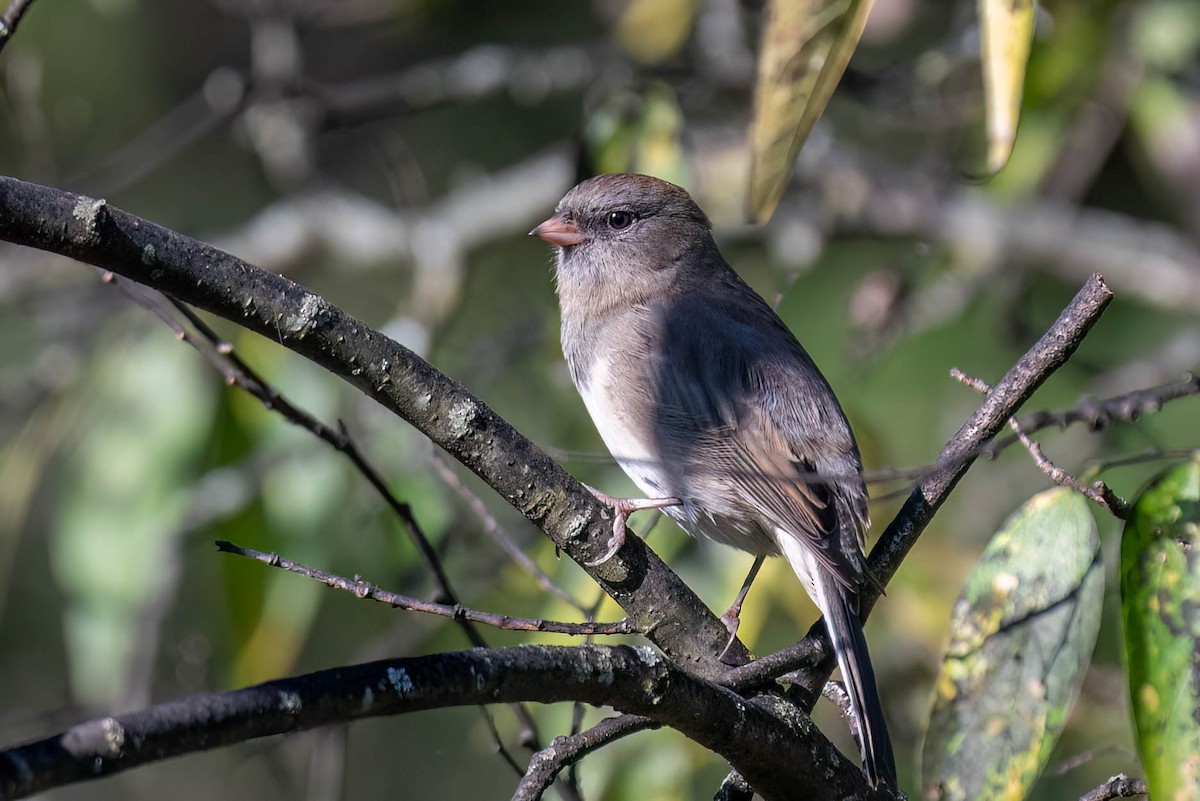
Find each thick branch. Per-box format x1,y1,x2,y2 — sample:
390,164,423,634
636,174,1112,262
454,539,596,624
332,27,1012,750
0,645,866,801
0,175,745,677
515,715,659,801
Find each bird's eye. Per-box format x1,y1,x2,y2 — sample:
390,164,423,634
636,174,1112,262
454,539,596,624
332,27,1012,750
607,210,636,230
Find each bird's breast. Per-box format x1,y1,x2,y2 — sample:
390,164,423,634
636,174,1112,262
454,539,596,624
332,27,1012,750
576,354,671,499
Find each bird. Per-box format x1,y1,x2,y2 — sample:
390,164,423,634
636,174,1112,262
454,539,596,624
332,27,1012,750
530,173,897,789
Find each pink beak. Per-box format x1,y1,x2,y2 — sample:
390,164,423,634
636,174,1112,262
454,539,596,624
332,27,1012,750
530,214,585,247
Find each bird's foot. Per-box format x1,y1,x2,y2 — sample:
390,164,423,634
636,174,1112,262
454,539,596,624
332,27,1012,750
582,486,680,567
717,610,743,664
717,556,764,663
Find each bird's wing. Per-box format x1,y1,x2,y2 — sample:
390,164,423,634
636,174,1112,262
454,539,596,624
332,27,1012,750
648,291,868,590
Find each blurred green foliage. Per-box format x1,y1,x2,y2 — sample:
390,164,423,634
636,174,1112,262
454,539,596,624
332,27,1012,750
1,1,1198,799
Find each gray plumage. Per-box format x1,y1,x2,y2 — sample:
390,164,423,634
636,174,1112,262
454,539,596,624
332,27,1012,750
536,173,896,788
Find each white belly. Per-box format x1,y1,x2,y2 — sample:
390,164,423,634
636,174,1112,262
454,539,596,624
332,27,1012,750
577,355,669,498
576,354,781,557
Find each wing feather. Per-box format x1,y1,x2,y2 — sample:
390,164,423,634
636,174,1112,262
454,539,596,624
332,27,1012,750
644,289,869,590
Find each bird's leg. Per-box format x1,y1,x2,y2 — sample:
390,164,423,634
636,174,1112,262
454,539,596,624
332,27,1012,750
718,555,765,662
582,485,680,567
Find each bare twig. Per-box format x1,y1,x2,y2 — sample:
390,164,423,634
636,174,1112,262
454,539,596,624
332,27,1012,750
513,715,660,801
821,680,853,721
1088,447,1200,473
562,584,620,797
431,452,587,614
105,282,478,639
216,540,634,636
160,298,480,632
1051,746,1131,776
1007,374,1200,440
868,374,1200,504
0,0,38,55
94,281,540,773
71,68,247,196
540,522,666,799
951,367,1130,517
481,705,525,777
1078,774,1148,801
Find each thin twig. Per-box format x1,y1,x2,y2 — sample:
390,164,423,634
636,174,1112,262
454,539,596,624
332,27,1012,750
820,680,853,721
1007,373,1200,441
163,298,488,629
1051,746,1131,776
562,583,620,798
481,706,525,776
1087,446,1200,473
100,272,191,337
0,0,38,55
431,452,587,614
215,540,634,636
951,367,1130,517
1078,774,1148,801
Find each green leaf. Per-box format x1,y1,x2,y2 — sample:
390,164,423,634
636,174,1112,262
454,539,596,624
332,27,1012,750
1121,456,1200,801
748,0,873,222
923,488,1103,801
978,0,1036,174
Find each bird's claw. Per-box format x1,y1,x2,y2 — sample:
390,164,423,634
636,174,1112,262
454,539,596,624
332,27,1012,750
584,515,627,567
716,555,764,663
717,611,742,664
582,486,680,567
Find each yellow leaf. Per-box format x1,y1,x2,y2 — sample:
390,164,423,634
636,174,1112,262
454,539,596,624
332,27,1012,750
616,0,696,65
979,0,1036,174
748,0,874,222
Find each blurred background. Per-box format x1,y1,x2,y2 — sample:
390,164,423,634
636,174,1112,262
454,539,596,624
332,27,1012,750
1,0,1198,798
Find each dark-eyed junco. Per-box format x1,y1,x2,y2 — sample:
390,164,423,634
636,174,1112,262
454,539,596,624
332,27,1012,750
531,173,897,789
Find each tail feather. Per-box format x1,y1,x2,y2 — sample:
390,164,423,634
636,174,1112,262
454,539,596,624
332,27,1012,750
816,572,897,789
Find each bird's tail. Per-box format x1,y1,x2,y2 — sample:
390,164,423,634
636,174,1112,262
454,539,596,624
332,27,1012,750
814,572,897,789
